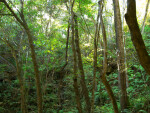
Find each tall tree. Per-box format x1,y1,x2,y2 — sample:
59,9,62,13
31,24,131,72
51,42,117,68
122,0,128,88
70,1,83,113
74,14,91,113
141,0,150,34
71,14,83,113
98,1,119,113
0,0,43,112
125,0,150,75
113,0,129,112
91,4,99,113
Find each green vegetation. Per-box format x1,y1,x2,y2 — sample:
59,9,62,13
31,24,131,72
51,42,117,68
0,0,150,113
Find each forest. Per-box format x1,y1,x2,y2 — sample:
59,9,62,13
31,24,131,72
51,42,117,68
0,0,150,113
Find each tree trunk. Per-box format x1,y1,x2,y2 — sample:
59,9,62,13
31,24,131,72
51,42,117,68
74,14,91,113
57,21,70,112
66,1,83,112
141,0,150,34
1,39,27,113
23,23,43,113
71,14,83,113
14,55,27,113
122,0,128,88
125,0,150,75
100,76,119,113
91,7,99,113
1,1,43,112
98,1,119,113
113,0,129,112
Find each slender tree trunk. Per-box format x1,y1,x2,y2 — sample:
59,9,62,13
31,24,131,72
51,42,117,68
1,39,27,113
23,24,43,113
141,0,150,34
71,14,83,113
74,14,91,113
113,0,129,112
91,6,99,113
125,0,150,75
58,21,70,112
100,76,119,113
98,1,119,113
14,55,27,113
1,1,43,112
122,0,128,88
66,1,83,112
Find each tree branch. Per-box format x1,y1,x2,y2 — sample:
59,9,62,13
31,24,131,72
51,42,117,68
2,0,24,27
0,13,13,16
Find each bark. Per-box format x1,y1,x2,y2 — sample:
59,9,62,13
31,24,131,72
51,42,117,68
91,6,99,113
125,0,150,75
1,1,43,112
74,14,91,113
141,0,150,34
113,0,129,111
122,0,128,88
71,14,83,113
98,1,119,113
65,23,69,64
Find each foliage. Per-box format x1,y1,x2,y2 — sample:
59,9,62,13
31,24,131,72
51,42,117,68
0,0,150,113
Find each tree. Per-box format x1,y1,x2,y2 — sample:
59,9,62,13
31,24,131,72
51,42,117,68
71,13,83,113
121,0,128,88
98,1,119,113
0,0,43,112
74,14,91,113
125,0,150,75
0,37,27,113
113,0,129,111
68,1,83,113
91,3,99,113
